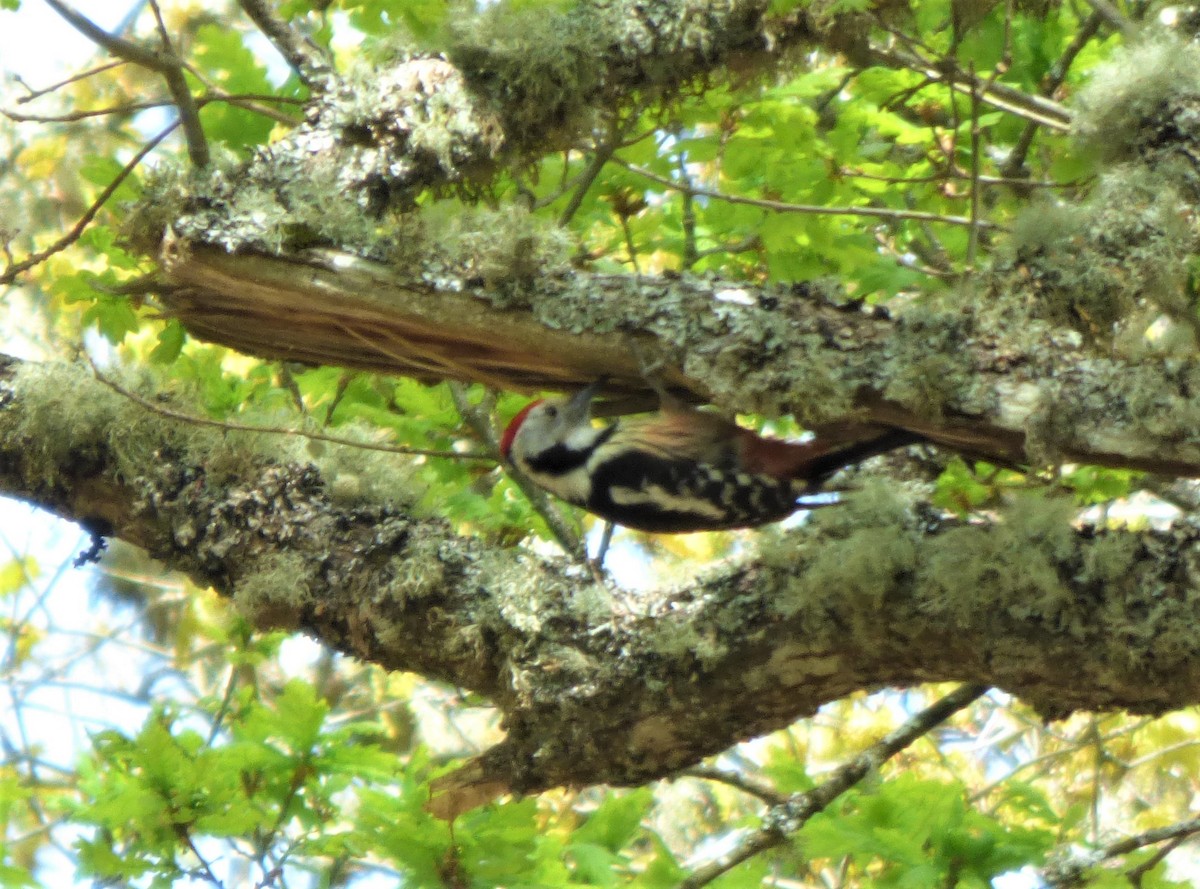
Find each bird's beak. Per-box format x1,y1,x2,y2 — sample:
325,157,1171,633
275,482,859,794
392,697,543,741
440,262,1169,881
564,379,604,423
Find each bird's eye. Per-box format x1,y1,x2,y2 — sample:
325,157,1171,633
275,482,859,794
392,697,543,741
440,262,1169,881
544,406,558,419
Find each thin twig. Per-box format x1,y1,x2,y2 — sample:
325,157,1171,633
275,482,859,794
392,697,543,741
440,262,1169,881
5,99,170,122
682,766,786,806
966,62,982,273
1124,834,1188,887
1044,815,1200,888
4,91,304,126
0,118,179,285
869,46,1071,131
43,0,167,72
694,235,760,261
86,354,493,463
42,0,209,166
1001,10,1103,179
14,59,126,103
1104,816,1200,859
237,0,333,92
558,126,622,226
615,159,1006,231
1081,0,1135,35
147,0,209,168
679,683,990,889
181,63,306,126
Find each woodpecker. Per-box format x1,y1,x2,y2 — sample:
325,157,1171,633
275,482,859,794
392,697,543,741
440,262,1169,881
500,381,923,533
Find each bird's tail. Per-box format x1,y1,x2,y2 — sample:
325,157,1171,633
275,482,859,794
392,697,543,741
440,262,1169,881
801,428,926,489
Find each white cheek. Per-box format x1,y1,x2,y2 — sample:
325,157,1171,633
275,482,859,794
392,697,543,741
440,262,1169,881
564,424,599,451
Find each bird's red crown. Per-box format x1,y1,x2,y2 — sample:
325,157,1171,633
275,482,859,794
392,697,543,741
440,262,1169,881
500,399,543,460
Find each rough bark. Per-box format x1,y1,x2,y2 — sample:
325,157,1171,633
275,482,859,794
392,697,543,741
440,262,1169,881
4,353,1200,813
157,243,1200,480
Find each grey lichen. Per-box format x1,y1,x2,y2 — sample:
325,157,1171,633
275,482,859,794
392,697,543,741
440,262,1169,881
381,533,448,607
762,482,919,629
449,2,603,151
920,494,1079,630
1007,170,1195,345
6,361,426,517
882,307,981,420
1074,35,1200,182
411,203,574,296
233,552,314,626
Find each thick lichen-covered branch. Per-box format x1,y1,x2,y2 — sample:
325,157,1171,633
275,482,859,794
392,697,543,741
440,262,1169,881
157,243,1200,479
4,353,1200,804
129,0,817,255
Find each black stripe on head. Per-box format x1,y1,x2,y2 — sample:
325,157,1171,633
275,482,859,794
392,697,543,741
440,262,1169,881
523,425,616,475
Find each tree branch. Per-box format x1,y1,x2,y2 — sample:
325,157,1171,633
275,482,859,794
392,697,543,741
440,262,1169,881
42,0,208,167
680,684,989,888
237,0,333,92
156,245,1200,481
6,353,1200,808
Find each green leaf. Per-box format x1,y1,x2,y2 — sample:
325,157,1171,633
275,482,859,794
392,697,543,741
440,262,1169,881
149,321,186,364
190,25,276,151
79,157,140,205
82,296,141,344
0,860,36,888
572,788,653,852
568,842,621,886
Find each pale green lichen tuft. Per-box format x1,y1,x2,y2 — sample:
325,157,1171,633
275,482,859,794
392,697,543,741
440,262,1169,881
1074,36,1200,172
449,1,602,151
882,308,981,420
381,534,449,607
919,493,1079,630
411,202,574,296
763,482,919,631
233,552,314,624
1008,169,1194,344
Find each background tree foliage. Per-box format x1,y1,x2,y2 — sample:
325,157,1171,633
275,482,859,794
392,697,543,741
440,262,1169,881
2,0,1200,887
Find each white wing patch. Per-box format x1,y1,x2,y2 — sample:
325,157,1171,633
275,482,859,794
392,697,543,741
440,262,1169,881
608,484,728,519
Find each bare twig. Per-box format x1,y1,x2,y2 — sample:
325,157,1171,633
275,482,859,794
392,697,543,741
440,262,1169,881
1124,834,1189,887
3,92,303,126
43,0,166,72
237,0,333,92
1081,0,1135,35
557,125,623,226
0,119,179,286
1044,816,1200,888
615,159,1006,231
966,62,982,272
87,354,493,463
1001,10,1104,179
1104,817,1200,859
869,46,1071,131
680,683,990,889
5,99,171,122
682,766,786,806
43,0,209,167
14,59,126,103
